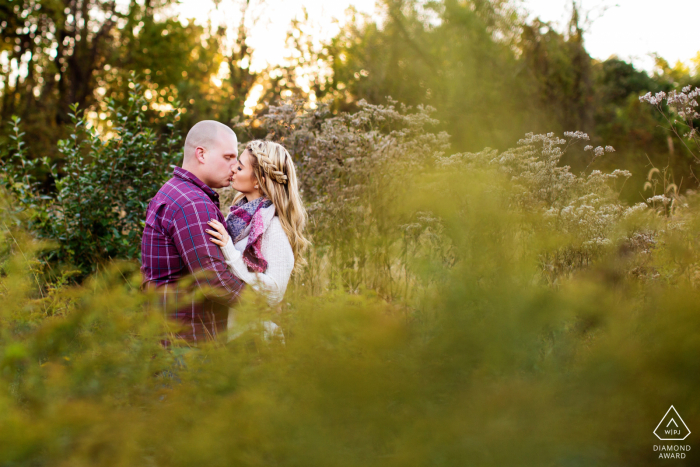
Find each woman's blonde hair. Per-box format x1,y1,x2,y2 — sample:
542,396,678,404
234,140,311,272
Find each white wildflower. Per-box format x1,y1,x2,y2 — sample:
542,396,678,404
622,202,648,219
610,169,632,178
583,237,613,247
667,90,688,106
646,195,671,205
584,145,593,151
564,131,590,140
543,207,558,218
640,91,667,106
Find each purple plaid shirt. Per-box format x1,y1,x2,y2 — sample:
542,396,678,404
140,167,245,342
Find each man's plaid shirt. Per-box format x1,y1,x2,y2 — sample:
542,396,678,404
140,167,245,342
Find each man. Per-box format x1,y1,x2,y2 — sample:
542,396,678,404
141,120,244,342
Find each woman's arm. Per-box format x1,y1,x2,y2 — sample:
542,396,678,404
206,218,294,305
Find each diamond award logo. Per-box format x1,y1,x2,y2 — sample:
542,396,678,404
654,405,691,441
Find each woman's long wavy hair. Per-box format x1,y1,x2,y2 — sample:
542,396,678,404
233,140,311,273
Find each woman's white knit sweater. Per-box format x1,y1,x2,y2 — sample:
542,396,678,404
220,204,294,306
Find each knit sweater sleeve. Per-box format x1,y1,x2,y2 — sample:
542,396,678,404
220,217,294,306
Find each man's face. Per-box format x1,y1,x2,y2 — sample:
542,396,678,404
204,132,238,188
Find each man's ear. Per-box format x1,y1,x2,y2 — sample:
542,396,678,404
195,146,206,164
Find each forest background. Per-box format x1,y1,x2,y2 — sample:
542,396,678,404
2,0,699,202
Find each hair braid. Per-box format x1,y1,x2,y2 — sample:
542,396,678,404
256,152,288,184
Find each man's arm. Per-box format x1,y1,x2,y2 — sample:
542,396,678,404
168,198,245,305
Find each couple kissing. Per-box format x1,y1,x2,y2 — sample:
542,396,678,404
140,120,309,344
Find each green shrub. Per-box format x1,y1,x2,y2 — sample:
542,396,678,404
1,84,181,277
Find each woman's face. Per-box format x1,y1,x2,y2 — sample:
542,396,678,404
231,149,259,195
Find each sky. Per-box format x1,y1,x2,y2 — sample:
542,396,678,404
175,0,700,73
522,0,700,71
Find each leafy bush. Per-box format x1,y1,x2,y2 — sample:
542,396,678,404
1,84,181,277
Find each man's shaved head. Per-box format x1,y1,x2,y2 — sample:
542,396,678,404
183,120,238,163
181,120,239,189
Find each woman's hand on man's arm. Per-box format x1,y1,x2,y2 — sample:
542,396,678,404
206,219,230,247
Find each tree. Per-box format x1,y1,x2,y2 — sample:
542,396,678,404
322,0,546,151
0,0,265,185
0,0,180,159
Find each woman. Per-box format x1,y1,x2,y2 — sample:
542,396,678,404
205,140,310,341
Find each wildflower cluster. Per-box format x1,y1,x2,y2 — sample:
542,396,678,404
230,98,450,297
640,86,700,161
437,131,650,276
641,86,700,120
250,98,450,213
584,145,615,157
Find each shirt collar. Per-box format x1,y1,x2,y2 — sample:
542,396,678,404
173,167,220,206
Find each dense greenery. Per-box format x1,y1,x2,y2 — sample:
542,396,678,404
3,77,700,463
1,83,181,276
3,98,700,463
1,0,700,464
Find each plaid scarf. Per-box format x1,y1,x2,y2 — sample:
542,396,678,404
225,196,273,273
